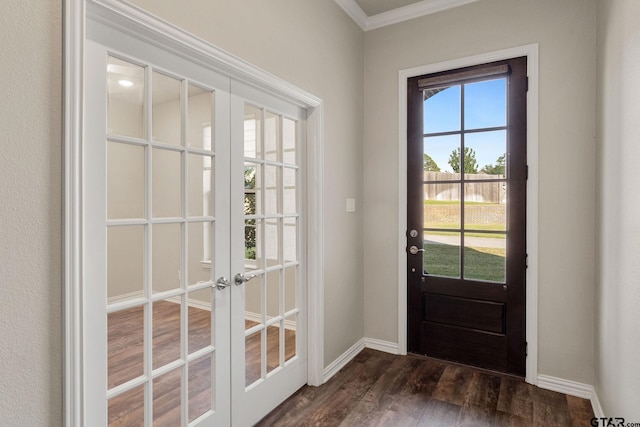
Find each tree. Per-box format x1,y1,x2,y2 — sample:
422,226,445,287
423,153,441,171
481,154,506,176
244,167,257,259
448,147,478,173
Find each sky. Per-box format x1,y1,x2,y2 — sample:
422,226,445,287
423,78,506,173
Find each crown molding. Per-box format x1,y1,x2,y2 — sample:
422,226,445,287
336,0,480,31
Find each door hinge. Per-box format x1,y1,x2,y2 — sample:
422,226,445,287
525,165,529,180
525,342,528,356
525,76,529,92
525,253,528,269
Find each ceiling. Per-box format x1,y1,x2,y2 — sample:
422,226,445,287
355,0,421,16
336,0,479,31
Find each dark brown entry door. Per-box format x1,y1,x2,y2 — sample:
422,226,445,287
407,57,527,376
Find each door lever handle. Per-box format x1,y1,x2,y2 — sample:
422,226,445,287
215,276,230,290
234,272,257,286
408,245,424,255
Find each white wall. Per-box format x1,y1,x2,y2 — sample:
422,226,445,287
128,0,365,366
363,0,597,384
0,0,62,425
596,0,640,419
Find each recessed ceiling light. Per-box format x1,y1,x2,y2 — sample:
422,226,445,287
118,79,134,87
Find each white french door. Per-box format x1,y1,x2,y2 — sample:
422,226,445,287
83,22,307,427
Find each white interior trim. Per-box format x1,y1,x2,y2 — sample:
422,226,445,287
364,338,400,354
335,0,480,31
397,44,539,384
538,375,604,418
322,338,365,383
64,0,325,424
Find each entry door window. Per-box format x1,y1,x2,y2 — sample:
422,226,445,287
423,78,507,283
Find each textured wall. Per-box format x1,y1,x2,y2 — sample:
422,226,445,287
596,0,640,419
363,0,597,384
0,0,63,425
127,0,366,367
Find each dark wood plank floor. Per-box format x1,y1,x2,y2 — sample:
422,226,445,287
257,348,594,427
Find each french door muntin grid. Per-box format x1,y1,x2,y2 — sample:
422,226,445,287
243,103,300,387
422,76,508,282
105,53,218,425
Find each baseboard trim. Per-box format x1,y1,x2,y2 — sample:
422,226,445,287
322,338,365,383
590,388,604,418
537,374,603,417
364,338,400,354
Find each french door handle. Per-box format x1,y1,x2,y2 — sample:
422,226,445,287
234,272,257,286
215,276,231,290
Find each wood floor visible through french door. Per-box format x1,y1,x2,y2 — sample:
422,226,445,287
107,302,296,425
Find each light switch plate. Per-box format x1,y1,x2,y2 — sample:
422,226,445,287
346,198,356,212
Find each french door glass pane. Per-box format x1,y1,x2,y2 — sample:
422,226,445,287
107,56,145,138
423,231,460,278
108,305,144,389
265,219,280,267
282,117,297,165
283,167,297,215
423,85,460,134
152,223,182,293
152,148,183,218
152,71,182,146
188,354,213,422
245,332,262,386
244,104,262,158
266,270,281,318
107,225,144,303
245,278,262,331
153,367,182,425
187,222,211,285
108,384,145,427
266,324,281,374
188,288,213,354
283,218,297,263
152,299,182,369
187,84,213,150
107,141,145,220
187,153,213,217
284,315,296,363
264,165,280,215
264,111,281,162
284,267,297,313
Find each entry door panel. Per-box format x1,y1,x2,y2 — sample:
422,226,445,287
407,58,527,376
84,27,306,427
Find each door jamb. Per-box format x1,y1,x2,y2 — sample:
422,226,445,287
397,44,539,385
64,1,325,425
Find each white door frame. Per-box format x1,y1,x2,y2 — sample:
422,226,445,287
397,44,539,385
64,0,325,425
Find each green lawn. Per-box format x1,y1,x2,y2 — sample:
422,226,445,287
423,243,505,282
